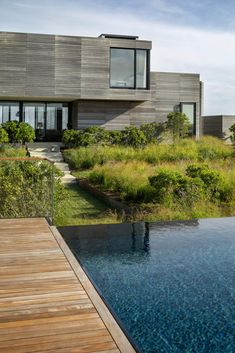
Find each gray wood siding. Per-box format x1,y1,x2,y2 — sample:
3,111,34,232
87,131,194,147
203,115,235,139
0,31,201,134
222,116,235,139
0,32,151,101
203,116,223,138
74,71,201,131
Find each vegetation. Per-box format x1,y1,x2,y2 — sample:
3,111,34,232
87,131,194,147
1,121,35,144
0,144,27,157
166,112,191,141
54,183,119,226
229,123,235,144
0,160,65,219
0,128,9,144
64,137,232,170
62,122,167,148
67,136,235,222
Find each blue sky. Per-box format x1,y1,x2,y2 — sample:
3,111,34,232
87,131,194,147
0,0,235,115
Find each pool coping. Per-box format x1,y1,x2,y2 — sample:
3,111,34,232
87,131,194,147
51,226,138,353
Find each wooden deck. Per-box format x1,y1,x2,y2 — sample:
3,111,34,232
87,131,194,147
0,218,136,353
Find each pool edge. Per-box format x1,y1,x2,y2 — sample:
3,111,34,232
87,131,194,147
50,226,138,353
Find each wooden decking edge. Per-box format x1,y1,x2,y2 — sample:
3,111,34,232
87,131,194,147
50,226,137,353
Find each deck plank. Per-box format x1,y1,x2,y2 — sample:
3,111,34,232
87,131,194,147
0,218,135,353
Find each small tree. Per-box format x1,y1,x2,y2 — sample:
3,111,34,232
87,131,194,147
0,128,9,144
166,112,190,142
229,123,235,144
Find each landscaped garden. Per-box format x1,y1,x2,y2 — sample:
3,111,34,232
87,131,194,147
1,115,235,224
63,115,235,222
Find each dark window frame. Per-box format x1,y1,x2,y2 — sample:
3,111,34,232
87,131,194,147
110,47,150,90
180,102,196,135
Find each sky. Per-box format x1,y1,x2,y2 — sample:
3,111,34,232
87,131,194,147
0,0,235,115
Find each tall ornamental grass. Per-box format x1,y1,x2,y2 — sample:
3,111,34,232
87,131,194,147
64,137,233,171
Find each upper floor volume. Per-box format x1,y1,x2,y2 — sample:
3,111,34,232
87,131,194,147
0,31,152,102
0,31,202,140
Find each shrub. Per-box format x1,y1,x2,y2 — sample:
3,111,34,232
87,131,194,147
16,122,35,144
84,126,110,143
1,121,35,144
186,164,226,200
166,112,190,141
62,130,81,147
0,128,9,144
140,122,166,143
149,168,204,206
108,130,123,145
1,121,19,143
121,126,147,147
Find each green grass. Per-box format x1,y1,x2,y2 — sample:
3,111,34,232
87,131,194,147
0,145,26,158
57,137,235,224
54,183,120,226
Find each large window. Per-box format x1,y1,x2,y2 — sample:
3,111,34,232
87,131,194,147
181,103,196,135
0,102,20,123
110,48,149,89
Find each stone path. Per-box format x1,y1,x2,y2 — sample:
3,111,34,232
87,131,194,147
29,143,76,184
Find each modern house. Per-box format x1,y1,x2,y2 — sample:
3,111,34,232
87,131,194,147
203,115,235,140
0,31,203,140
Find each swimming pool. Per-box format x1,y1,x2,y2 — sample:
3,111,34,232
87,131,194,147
59,217,235,353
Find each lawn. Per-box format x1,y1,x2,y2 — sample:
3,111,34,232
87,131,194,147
54,183,120,226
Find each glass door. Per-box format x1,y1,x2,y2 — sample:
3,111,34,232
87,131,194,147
46,103,68,141
23,103,46,140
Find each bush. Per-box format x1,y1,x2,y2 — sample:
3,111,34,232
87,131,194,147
149,168,204,206
84,126,110,143
140,122,166,143
1,121,35,144
16,122,35,144
62,130,81,147
186,164,227,200
0,128,9,144
1,121,19,143
121,126,147,147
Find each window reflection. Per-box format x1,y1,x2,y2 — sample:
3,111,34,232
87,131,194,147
0,102,19,123
136,50,147,88
110,49,134,88
110,48,149,89
181,103,195,135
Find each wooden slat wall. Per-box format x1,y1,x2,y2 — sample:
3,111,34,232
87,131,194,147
75,72,201,133
0,218,136,353
0,31,201,135
203,115,223,137
0,32,151,102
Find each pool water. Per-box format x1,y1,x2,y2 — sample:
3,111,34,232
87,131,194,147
59,217,235,353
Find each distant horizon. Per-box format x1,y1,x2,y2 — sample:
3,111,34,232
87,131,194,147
0,0,234,115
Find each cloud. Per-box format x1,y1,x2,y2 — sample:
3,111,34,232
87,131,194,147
0,0,234,115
